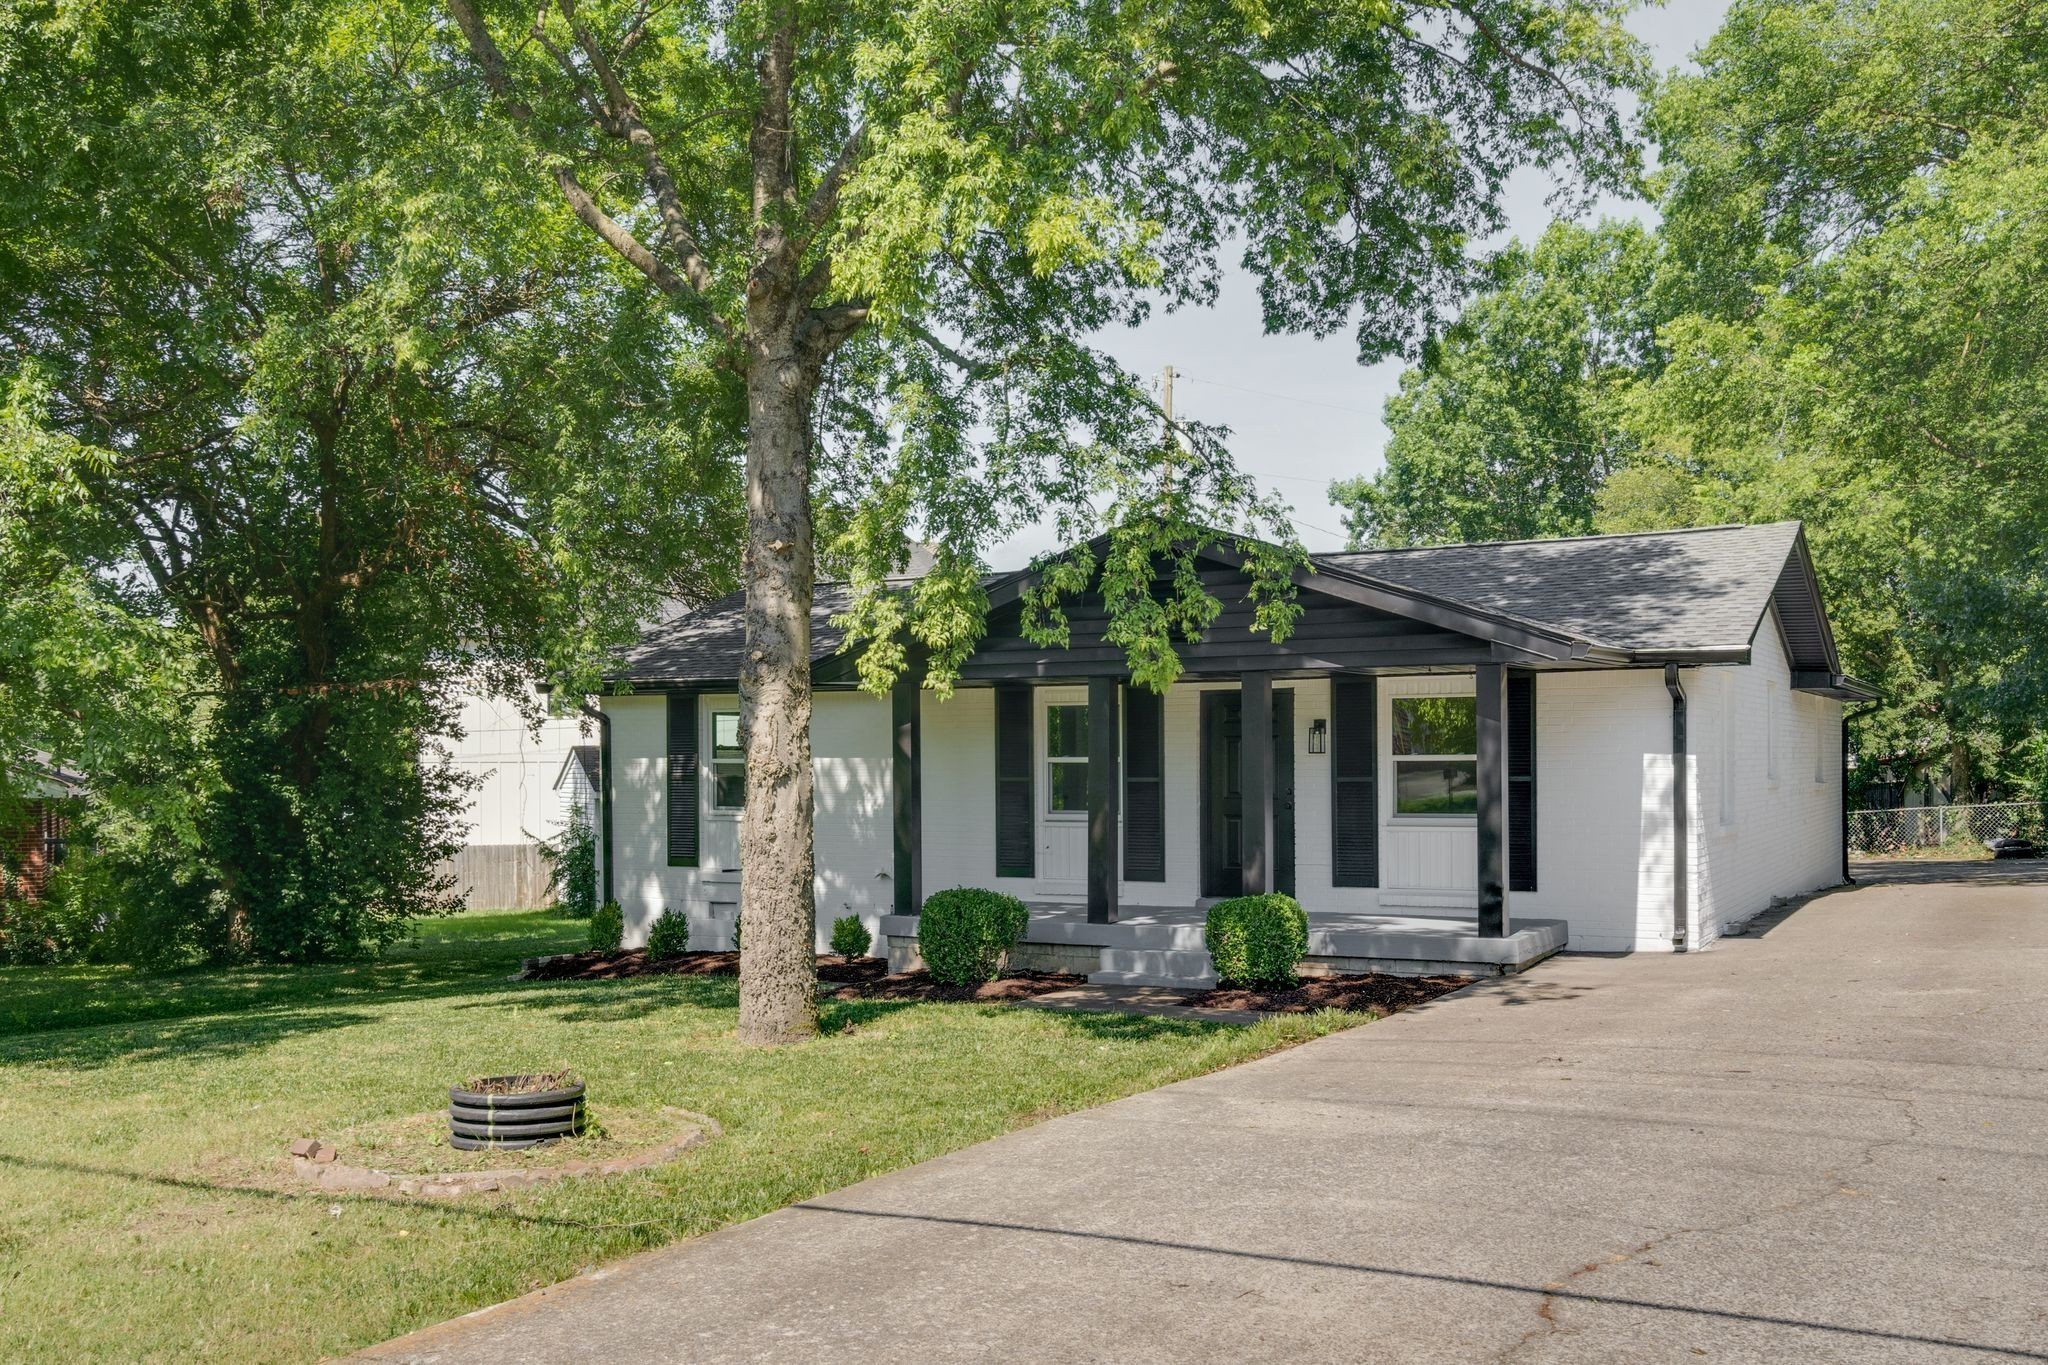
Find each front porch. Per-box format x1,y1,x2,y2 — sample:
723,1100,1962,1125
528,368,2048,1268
879,902,1567,988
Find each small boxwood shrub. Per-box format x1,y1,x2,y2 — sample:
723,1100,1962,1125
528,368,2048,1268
829,914,872,959
918,887,1029,985
645,908,689,958
588,900,624,952
1203,893,1308,988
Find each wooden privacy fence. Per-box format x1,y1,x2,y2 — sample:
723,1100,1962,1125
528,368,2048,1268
436,843,553,909
1847,801,2044,855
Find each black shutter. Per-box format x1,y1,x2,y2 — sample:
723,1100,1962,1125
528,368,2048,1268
1508,672,1537,892
1331,674,1378,887
667,692,699,867
1123,685,1166,882
994,685,1034,878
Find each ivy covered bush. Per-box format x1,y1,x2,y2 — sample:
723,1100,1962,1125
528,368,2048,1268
829,914,872,959
1203,893,1309,988
544,807,598,919
918,888,1029,985
587,900,623,952
645,908,689,958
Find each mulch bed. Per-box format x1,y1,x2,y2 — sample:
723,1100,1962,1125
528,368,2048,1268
521,948,745,981
524,949,1467,1016
823,968,1088,1003
1181,972,1471,1015
520,949,1085,1000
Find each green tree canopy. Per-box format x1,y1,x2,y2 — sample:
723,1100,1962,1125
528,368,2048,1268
1333,219,1664,546
1340,0,2048,802
0,0,741,957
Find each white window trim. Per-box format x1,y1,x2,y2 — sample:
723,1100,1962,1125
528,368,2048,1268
1389,691,1479,823
1718,672,1736,829
1814,698,1829,785
1765,681,1780,785
707,707,745,817
1044,700,1089,821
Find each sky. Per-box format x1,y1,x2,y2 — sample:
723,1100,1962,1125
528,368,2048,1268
990,0,1732,567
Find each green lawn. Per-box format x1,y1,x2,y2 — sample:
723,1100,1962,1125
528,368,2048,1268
0,909,1362,1362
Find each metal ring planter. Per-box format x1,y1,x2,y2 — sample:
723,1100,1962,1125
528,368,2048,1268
447,1077,587,1151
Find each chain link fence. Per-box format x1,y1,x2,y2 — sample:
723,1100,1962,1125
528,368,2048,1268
1848,802,2045,856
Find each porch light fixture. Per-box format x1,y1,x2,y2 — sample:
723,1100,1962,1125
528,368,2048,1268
1307,718,1328,754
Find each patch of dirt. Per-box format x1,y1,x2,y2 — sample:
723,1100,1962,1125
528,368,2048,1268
1182,972,1470,1015
824,968,1089,1003
521,950,891,982
301,1105,688,1178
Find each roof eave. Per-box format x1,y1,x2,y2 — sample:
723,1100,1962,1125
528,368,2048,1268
1791,670,1881,702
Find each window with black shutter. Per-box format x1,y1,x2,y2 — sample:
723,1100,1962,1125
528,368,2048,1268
667,693,699,867
994,685,1034,878
1330,674,1378,887
1123,686,1165,882
1508,673,1537,892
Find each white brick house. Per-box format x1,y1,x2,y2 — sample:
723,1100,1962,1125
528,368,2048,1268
589,523,1870,983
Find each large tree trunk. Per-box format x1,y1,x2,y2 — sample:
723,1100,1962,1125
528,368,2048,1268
736,333,819,1045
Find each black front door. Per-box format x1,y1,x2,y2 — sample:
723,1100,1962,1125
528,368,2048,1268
1201,689,1295,898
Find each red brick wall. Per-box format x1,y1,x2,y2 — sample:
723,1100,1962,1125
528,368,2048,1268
1,801,58,902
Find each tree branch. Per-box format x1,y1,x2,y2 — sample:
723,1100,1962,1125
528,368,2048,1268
556,0,726,302
443,0,731,335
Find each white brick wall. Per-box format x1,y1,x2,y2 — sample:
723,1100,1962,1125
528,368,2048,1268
602,690,893,951
604,636,1844,956
1509,669,1685,953
1687,606,1845,946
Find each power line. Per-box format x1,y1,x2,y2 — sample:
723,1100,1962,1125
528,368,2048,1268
1176,372,1614,454
1154,364,1348,545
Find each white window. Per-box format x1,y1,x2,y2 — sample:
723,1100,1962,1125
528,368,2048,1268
1045,703,1089,815
1815,703,1828,784
709,710,745,810
1766,681,1779,784
1719,674,1736,828
1391,695,1478,816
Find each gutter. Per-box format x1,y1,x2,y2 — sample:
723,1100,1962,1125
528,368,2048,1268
1664,664,1689,953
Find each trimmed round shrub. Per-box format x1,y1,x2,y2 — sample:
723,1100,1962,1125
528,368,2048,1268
829,914,872,959
1203,893,1308,988
918,888,1029,985
646,908,689,959
588,900,624,952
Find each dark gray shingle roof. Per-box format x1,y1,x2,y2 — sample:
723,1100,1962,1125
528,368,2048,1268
1314,522,1804,653
610,582,858,687
611,523,1817,685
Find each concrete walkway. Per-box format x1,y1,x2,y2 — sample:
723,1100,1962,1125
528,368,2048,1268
362,873,2048,1363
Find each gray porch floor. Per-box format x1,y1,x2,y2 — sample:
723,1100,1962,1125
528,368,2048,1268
876,904,1567,987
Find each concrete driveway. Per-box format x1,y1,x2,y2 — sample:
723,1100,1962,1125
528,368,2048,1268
363,872,2048,1363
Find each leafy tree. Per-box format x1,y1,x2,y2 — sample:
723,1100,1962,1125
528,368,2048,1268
1352,0,2048,802
1634,0,2048,800
0,0,739,958
440,0,1648,1042
1333,220,1664,546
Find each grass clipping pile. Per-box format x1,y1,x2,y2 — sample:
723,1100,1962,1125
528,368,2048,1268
282,1102,719,1199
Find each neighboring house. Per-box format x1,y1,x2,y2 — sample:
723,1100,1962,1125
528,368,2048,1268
438,689,591,908
592,522,1872,986
554,744,602,840
1,755,86,903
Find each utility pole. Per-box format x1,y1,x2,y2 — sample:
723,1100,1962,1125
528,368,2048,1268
1160,364,1182,454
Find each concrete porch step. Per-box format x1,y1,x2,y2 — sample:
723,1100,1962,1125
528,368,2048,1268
1089,947,1216,989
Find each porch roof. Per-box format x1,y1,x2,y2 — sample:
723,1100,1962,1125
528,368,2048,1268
607,521,1870,696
